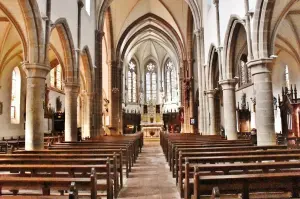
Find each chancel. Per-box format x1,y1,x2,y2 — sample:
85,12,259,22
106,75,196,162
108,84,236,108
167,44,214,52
1,0,300,198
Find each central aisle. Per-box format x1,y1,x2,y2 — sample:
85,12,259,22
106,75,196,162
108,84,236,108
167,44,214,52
118,141,181,199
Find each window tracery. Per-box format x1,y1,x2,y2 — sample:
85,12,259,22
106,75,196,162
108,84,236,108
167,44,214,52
127,60,137,103
165,60,177,102
146,62,157,103
50,64,63,91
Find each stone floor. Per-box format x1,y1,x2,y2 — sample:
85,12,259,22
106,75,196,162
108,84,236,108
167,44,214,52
118,141,181,199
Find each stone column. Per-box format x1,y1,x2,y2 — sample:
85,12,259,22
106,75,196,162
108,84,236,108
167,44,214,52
64,83,79,141
85,92,94,138
93,30,105,137
206,90,216,135
23,63,50,150
219,79,237,140
194,29,204,134
248,58,276,145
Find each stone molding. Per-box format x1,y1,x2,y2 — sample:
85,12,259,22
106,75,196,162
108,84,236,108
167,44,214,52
206,90,216,98
22,63,50,79
219,79,237,91
247,58,273,75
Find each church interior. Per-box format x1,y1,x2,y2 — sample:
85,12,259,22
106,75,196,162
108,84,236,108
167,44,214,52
1,0,300,198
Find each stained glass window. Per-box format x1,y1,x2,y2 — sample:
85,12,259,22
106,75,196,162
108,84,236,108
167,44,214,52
50,64,63,90
165,60,177,101
50,69,55,87
145,62,157,103
285,65,290,88
127,61,137,103
11,70,17,119
11,67,20,122
56,65,62,90
239,55,249,86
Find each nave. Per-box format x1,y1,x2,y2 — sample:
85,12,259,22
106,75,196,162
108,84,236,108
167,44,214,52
118,141,180,199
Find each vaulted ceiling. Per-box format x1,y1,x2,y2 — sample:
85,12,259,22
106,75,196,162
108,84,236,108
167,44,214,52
273,1,300,64
0,9,23,76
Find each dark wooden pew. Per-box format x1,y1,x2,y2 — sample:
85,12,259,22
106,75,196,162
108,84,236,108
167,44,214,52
14,148,131,176
183,160,300,198
172,145,287,178
193,172,300,199
0,168,102,199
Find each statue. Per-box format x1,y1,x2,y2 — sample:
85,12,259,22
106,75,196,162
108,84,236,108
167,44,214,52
56,96,62,112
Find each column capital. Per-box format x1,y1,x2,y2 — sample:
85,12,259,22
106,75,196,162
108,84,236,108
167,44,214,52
194,28,204,37
206,90,216,97
22,63,50,79
64,82,80,93
219,79,237,90
247,58,273,75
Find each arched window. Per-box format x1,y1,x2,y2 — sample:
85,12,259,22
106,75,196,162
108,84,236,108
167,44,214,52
239,54,251,86
145,62,157,103
127,60,137,103
11,67,21,123
165,60,177,102
50,64,63,90
285,65,290,88
85,0,91,15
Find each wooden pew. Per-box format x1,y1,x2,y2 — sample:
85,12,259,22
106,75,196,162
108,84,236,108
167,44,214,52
14,148,131,176
0,182,78,199
0,168,102,199
193,172,300,199
0,157,118,197
0,153,124,187
177,148,300,185
172,145,287,179
183,160,300,198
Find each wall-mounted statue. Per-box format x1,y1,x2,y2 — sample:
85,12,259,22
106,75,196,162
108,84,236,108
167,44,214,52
56,96,62,112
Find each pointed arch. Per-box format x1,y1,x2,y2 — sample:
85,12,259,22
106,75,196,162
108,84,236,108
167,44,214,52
51,18,76,83
81,46,94,93
207,44,218,90
223,15,247,79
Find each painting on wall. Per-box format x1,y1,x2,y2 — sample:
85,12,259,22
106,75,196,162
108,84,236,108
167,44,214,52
0,102,2,115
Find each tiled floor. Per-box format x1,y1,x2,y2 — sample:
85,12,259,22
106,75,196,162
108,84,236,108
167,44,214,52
118,141,181,199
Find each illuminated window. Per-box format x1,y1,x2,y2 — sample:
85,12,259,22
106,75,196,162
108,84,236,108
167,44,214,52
11,67,21,123
85,0,91,15
56,65,62,90
165,60,177,102
50,68,55,87
145,62,157,103
127,60,137,103
239,54,250,86
50,64,63,90
285,65,290,88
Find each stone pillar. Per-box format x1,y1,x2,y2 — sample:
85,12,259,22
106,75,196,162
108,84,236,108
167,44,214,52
23,63,50,150
206,90,216,135
248,58,276,145
194,29,204,134
93,30,104,137
219,79,237,140
85,92,94,138
65,83,79,141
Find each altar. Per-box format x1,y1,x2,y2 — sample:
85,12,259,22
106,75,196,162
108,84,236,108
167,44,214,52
140,103,163,138
141,123,163,137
